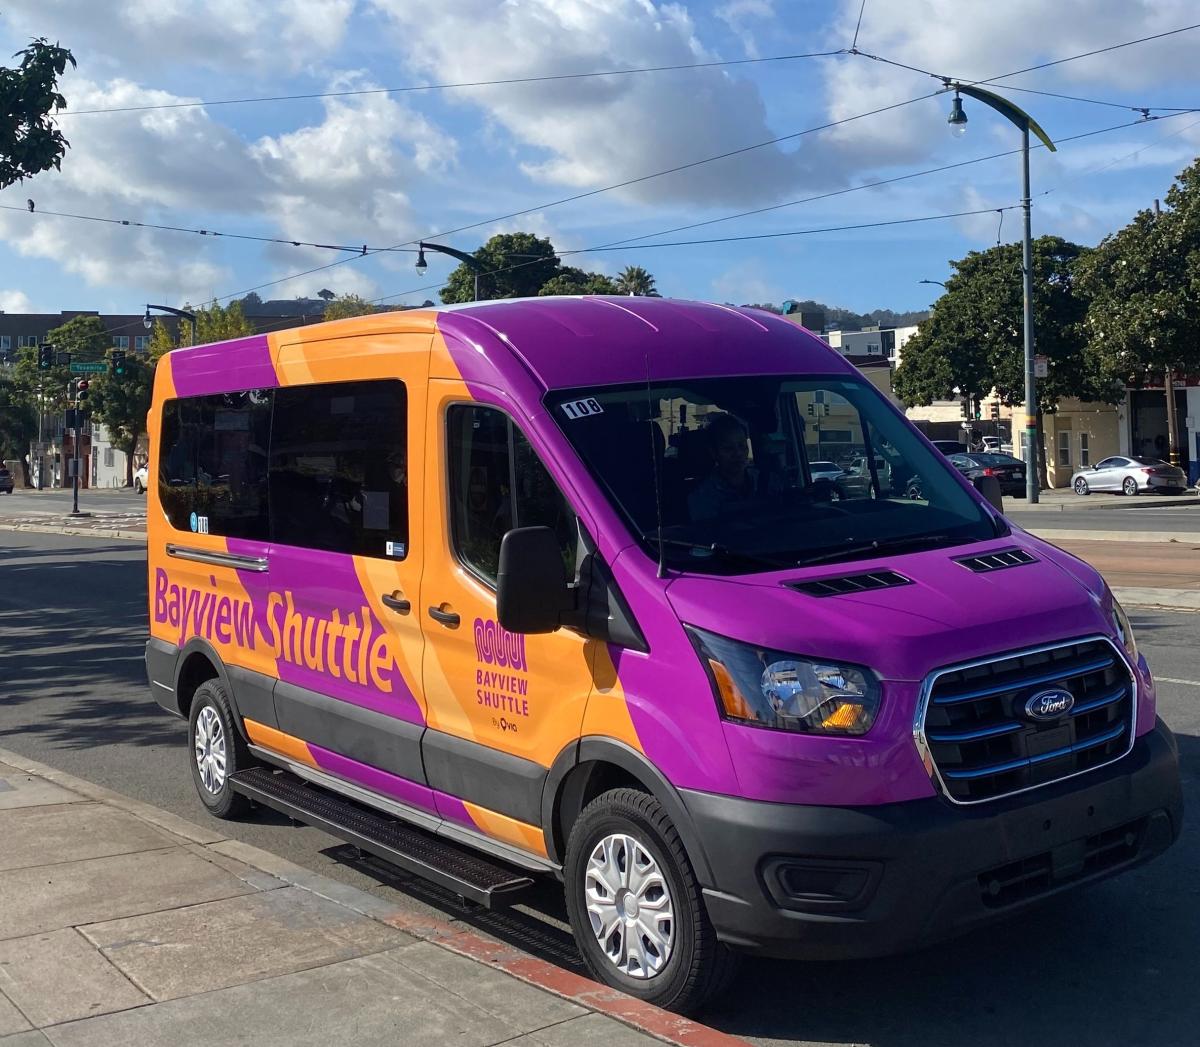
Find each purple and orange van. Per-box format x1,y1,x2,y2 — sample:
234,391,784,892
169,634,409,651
146,297,1182,1010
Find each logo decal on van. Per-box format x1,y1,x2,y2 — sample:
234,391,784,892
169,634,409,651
474,617,530,721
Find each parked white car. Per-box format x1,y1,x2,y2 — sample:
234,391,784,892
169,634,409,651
1072,456,1188,496
133,465,148,494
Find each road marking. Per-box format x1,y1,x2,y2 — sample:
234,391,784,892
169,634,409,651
1155,677,1200,688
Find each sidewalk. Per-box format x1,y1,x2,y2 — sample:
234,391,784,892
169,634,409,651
0,748,743,1047
1010,487,1200,511
0,508,146,540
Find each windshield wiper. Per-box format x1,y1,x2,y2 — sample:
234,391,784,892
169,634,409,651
641,534,789,571
795,533,975,567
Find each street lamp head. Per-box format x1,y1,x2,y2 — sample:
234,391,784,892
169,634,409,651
143,306,152,330
414,247,427,274
947,92,968,137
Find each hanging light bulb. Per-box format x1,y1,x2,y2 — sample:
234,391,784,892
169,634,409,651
415,247,428,274
948,92,968,138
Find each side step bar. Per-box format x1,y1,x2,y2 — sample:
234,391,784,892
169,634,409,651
229,766,535,908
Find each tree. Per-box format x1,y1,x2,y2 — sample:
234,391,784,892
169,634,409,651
0,38,75,189
323,293,380,320
0,375,36,485
440,233,561,303
179,299,254,346
615,265,660,297
538,267,618,296
147,317,177,359
894,237,1118,488
1076,158,1200,462
89,354,153,487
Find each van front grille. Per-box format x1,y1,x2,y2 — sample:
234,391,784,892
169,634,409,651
918,637,1135,804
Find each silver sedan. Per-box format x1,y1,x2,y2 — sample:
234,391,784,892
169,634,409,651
1072,455,1189,496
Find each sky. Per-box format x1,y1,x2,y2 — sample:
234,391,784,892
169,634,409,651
0,0,1197,318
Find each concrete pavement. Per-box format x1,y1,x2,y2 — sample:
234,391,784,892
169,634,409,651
0,749,742,1047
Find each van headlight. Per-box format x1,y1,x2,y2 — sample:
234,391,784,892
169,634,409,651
1111,595,1138,661
687,626,881,735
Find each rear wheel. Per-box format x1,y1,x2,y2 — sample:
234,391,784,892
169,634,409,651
134,479,144,493
564,788,739,1014
1122,476,1139,496
1074,477,1089,496
188,680,255,819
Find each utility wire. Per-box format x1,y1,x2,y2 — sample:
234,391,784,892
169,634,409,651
55,50,847,117
851,0,868,51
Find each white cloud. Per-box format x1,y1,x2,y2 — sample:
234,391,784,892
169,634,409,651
715,0,775,59
369,0,804,207
1,0,355,73
0,289,35,313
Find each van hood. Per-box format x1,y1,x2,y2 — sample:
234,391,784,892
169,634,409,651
664,532,1115,683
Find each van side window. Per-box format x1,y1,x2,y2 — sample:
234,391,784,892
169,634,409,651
159,391,271,539
448,405,578,586
270,380,408,558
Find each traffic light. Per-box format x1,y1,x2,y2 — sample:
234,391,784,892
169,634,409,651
111,350,126,376
990,402,1000,421
76,379,90,405
960,398,969,419
974,402,982,421
38,342,54,370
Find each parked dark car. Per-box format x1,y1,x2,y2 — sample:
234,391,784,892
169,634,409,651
949,452,1027,496
930,439,964,456
0,465,13,494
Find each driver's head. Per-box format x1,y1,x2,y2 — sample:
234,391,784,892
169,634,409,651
704,413,749,485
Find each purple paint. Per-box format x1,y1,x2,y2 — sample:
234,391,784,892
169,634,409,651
170,334,278,397
308,743,439,814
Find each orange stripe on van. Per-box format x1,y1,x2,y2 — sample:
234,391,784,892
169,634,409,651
243,719,318,768
462,801,549,858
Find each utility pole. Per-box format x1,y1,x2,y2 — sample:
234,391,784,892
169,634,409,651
1153,198,1182,467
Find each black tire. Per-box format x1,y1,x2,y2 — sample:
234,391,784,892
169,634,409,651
188,679,255,819
1122,477,1139,497
563,788,739,1014
134,480,144,494
1074,477,1089,496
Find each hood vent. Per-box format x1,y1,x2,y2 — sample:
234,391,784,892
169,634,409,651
954,548,1037,573
789,569,913,598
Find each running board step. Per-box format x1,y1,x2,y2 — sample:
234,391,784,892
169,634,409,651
229,766,535,908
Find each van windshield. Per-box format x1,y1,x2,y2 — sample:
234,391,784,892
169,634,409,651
550,376,998,574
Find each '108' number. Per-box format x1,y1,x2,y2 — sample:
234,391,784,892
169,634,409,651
560,398,604,420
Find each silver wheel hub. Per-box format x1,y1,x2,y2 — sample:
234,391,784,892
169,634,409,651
584,833,674,979
194,706,227,794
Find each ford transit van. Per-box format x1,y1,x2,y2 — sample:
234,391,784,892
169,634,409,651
146,297,1181,1011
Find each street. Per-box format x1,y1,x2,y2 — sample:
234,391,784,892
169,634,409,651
0,529,1196,1046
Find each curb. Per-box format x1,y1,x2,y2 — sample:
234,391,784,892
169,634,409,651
1027,528,1200,544
0,745,748,1047
0,522,146,541
1111,586,1200,613
1008,492,1200,512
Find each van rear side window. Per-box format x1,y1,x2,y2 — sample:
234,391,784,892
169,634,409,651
159,391,271,539
270,380,408,558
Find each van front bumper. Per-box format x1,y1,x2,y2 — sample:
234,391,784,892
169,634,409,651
682,718,1182,960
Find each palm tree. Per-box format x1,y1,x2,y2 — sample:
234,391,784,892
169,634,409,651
615,266,660,297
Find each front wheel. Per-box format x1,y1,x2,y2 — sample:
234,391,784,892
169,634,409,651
564,788,739,1013
134,479,144,494
1122,477,1139,496
188,680,255,819
1074,477,1089,496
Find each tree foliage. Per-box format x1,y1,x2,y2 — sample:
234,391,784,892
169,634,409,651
0,375,35,482
615,265,659,296
0,38,75,189
439,232,657,303
322,293,381,320
178,299,254,346
89,353,153,486
1076,157,1200,384
147,317,177,359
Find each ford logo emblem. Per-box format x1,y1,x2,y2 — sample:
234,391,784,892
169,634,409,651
1024,688,1075,721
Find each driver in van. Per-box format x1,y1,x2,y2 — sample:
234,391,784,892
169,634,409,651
688,413,772,522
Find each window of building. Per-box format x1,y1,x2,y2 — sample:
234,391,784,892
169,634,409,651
112,335,129,349
269,380,407,558
17,335,39,348
1079,432,1090,468
1057,430,1071,468
0,336,10,350
448,404,578,586
103,448,115,468
159,391,272,539
135,335,150,351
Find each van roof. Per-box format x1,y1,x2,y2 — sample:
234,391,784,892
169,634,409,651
162,296,856,400
433,296,854,390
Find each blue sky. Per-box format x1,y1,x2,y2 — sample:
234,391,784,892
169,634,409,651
0,0,1196,318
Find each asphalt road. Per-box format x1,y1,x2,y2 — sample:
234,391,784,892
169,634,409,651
1,530,1196,1046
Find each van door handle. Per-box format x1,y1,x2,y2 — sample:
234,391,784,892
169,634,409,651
427,606,460,627
382,593,411,614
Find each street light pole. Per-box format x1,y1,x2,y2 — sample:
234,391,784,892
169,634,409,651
145,304,198,346
414,242,488,302
946,83,1055,504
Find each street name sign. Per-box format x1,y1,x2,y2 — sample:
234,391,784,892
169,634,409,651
70,362,107,373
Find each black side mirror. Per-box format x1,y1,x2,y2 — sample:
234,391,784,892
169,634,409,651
496,526,573,635
973,474,1004,513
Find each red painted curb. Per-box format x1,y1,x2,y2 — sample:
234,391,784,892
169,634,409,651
383,910,749,1047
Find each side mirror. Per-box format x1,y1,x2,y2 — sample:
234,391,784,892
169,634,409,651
496,526,573,635
973,474,1004,513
